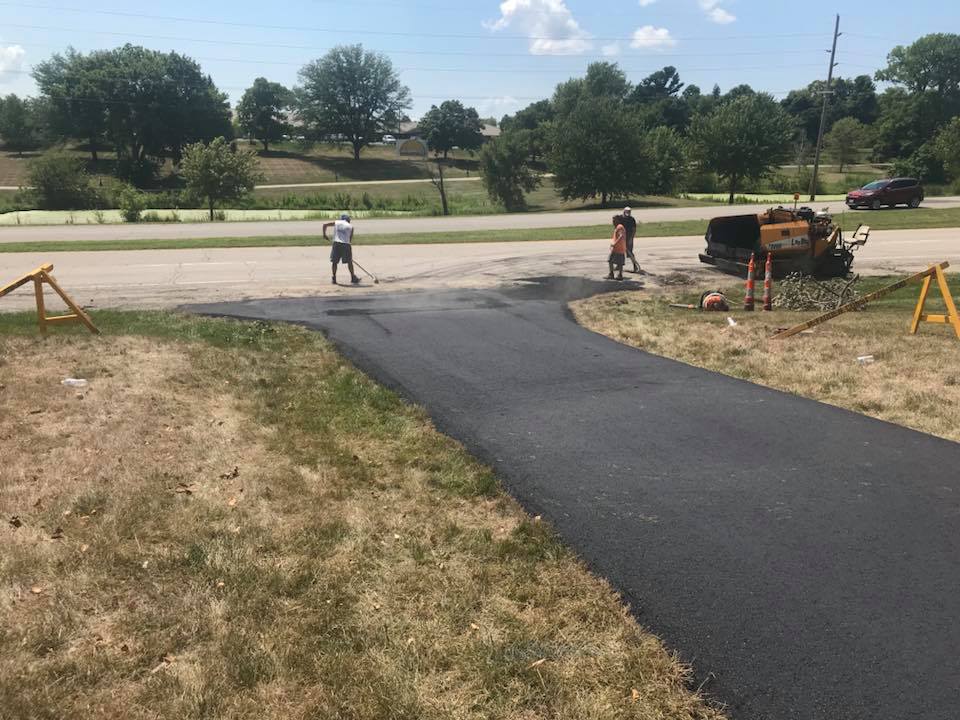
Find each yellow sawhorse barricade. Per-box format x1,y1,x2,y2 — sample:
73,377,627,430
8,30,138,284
0,263,99,335
911,263,960,338
773,261,959,340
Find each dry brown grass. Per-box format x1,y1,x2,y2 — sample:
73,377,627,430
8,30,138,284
572,276,960,442
0,315,725,720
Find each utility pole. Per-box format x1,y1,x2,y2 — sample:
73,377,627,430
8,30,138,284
809,14,841,202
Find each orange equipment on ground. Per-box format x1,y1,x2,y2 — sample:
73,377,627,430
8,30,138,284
699,206,865,279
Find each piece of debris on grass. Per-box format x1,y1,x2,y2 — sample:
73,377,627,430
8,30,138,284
174,483,198,495
219,466,240,480
9,515,22,529
50,527,64,540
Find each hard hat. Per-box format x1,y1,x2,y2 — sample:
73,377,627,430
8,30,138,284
340,213,350,221
623,207,632,215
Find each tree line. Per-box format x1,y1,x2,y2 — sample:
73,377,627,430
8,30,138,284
0,34,958,212
480,32,960,207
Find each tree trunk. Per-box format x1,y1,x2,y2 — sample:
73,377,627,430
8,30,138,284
209,197,215,222
437,164,449,216
90,139,99,165
601,192,608,207
263,139,269,153
353,142,362,161
727,176,737,205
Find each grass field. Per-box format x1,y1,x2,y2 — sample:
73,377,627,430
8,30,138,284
0,311,725,720
572,274,960,442
0,144,481,189
3,205,958,255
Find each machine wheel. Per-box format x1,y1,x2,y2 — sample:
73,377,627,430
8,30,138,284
871,198,882,210
909,196,921,208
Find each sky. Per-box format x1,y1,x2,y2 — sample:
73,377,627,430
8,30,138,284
0,0,952,120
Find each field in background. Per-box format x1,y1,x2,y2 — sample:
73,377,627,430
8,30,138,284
0,312,725,720
572,275,960,442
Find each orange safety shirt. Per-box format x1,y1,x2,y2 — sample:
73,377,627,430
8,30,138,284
611,224,627,254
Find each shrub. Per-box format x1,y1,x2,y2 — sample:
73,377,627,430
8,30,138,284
26,153,97,210
118,186,147,223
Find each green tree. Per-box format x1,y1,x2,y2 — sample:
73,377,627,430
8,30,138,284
479,132,542,211
33,48,111,162
237,77,293,153
552,62,631,118
689,93,795,204
629,66,689,131
180,137,263,220
297,45,410,161
26,153,95,209
548,97,647,206
34,45,230,178
876,33,960,95
418,100,483,160
500,99,554,160
824,117,867,172
644,126,687,195
0,94,39,156
934,116,960,179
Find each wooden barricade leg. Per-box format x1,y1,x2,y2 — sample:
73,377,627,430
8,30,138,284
33,276,47,335
40,270,100,335
910,273,932,335
934,266,960,340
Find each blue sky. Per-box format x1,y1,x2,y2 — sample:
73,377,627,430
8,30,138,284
0,0,951,120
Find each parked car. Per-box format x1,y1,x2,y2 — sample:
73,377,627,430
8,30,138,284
846,178,924,210
382,134,397,144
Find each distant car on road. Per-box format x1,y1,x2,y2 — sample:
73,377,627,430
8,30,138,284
382,134,397,144
846,178,924,210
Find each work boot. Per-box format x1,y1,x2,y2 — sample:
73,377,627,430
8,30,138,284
332,276,337,285
351,276,361,284
605,273,615,280
632,263,642,273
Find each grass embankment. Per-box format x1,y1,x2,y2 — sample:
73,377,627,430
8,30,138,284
0,312,724,720
2,205,959,255
572,274,960,442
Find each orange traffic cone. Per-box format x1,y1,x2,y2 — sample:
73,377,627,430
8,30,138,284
762,253,773,311
744,253,756,311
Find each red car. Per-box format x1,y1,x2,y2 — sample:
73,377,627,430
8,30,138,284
846,178,924,210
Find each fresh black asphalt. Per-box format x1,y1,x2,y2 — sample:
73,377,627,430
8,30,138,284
190,277,960,720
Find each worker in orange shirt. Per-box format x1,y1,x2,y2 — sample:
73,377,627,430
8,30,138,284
606,214,626,281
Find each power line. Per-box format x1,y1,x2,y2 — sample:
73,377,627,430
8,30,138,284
0,5,828,43
6,39,890,62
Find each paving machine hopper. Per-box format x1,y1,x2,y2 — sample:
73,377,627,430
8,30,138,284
699,206,864,278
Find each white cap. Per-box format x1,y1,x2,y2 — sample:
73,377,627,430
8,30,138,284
623,207,632,215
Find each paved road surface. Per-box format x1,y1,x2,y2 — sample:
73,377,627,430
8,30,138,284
2,197,959,243
0,227,957,311
189,280,960,720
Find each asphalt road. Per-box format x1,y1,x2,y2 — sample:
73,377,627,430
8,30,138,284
3,197,960,243
0,227,957,311
190,280,960,720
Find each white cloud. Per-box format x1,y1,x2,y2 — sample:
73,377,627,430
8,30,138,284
699,0,736,24
708,7,736,23
602,42,621,57
485,0,592,55
0,45,25,84
638,0,657,6
630,26,676,49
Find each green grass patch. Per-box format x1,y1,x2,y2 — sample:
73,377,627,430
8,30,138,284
3,205,959,255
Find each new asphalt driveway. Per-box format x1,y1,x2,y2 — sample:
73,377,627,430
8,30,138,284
191,279,960,720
